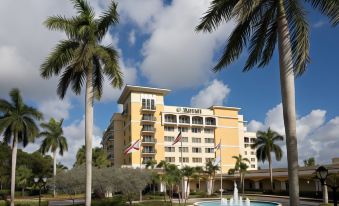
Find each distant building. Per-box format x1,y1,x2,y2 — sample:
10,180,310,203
102,85,258,171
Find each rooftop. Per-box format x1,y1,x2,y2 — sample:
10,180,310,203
117,85,171,104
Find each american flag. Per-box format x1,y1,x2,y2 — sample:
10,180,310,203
172,131,182,145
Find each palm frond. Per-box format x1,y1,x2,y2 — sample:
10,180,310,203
44,16,79,39
286,0,310,76
96,1,119,41
57,65,76,99
71,0,94,18
95,45,123,88
93,56,103,100
305,0,339,25
196,0,238,32
258,21,278,67
41,40,79,79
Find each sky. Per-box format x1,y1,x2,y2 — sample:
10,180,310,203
0,0,338,168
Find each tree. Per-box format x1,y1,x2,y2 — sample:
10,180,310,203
162,164,181,206
232,154,250,195
181,166,194,204
41,0,123,204
145,159,157,198
251,128,284,191
74,146,110,168
194,166,204,191
0,88,42,206
39,118,68,197
196,1,338,205
304,157,316,167
205,161,220,194
56,162,68,174
16,166,33,196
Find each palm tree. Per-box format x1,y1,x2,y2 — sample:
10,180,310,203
0,88,42,206
145,159,157,169
232,154,250,195
145,159,157,198
39,118,68,197
205,161,220,194
194,166,204,191
41,0,123,204
304,157,316,167
251,128,284,191
181,166,194,203
196,1,338,205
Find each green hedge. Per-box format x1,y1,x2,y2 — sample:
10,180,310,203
0,200,48,206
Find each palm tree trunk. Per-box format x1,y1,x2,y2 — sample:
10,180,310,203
242,173,245,196
53,151,57,197
269,159,273,192
85,68,94,206
277,1,299,205
10,134,18,206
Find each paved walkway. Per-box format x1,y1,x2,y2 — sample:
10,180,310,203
49,199,84,206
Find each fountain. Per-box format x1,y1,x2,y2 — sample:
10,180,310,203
196,181,281,206
220,182,249,206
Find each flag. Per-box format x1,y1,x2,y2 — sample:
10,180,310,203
124,139,141,155
214,141,221,151
212,156,221,166
172,131,182,145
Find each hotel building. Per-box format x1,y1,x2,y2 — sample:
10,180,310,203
102,85,257,172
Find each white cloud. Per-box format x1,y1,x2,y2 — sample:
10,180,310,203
39,98,72,120
128,30,136,46
190,79,231,108
139,0,234,89
247,103,339,167
313,20,326,28
116,0,165,31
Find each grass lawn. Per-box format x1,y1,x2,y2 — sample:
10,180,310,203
0,199,48,206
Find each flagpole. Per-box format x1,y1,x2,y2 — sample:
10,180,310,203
139,136,142,202
220,140,223,201
181,135,184,201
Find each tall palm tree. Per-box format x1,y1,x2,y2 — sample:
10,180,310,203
196,1,338,205
194,166,204,191
251,128,284,191
41,0,123,205
205,161,220,194
181,166,194,203
39,118,68,197
232,154,250,195
0,88,42,206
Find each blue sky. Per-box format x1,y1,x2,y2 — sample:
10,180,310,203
0,0,338,167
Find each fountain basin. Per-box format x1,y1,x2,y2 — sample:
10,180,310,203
194,200,281,206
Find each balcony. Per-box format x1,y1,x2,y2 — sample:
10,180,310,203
142,138,157,144
141,105,156,112
141,116,157,123
141,127,156,133
142,149,157,154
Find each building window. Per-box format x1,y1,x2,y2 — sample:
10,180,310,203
165,126,175,132
192,127,201,133
245,151,247,155
142,98,155,110
143,146,155,153
165,147,175,152
165,157,175,163
192,116,203,124
192,147,202,153
192,158,202,163
179,115,190,124
181,137,188,142
205,148,214,153
244,144,250,148
164,136,175,142
192,137,201,143
251,164,255,168
204,128,214,134
179,147,189,153
251,158,255,162
179,157,189,163
250,138,256,143
142,124,154,131
206,158,214,163
164,114,176,123
143,157,154,164
178,127,188,133
205,117,216,125
205,138,214,143
142,114,155,121
244,137,249,143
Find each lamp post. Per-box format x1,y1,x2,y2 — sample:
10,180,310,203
33,177,47,206
316,166,338,206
